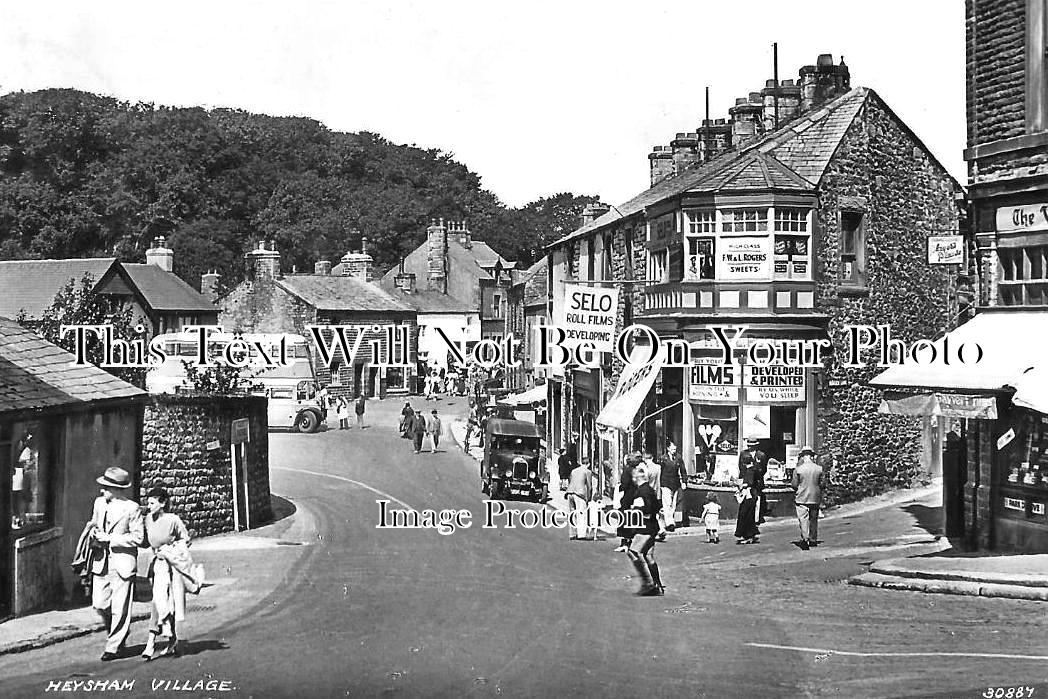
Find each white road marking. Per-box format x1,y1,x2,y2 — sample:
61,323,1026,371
273,466,414,509
746,642,1048,661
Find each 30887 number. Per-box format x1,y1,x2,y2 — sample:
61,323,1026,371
983,688,1035,698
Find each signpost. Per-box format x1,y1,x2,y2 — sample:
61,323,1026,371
231,418,251,531
555,283,620,353
927,235,964,264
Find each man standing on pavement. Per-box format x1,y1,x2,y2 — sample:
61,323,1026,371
658,442,688,534
354,393,367,429
87,467,144,661
740,439,768,523
791,447,824,550
566,461,593,540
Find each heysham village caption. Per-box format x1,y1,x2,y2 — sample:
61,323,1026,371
57,321,986,373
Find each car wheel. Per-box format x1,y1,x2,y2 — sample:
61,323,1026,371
296,411,319,433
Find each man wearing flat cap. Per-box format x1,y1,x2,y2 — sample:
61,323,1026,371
791,447,824,550
87,466,144,661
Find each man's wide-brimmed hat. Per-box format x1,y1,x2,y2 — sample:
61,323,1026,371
798,446,816,457
96,466,131,489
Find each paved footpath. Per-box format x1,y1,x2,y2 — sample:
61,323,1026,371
0,495,318,656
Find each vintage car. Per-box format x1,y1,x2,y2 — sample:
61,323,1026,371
481,418,547,501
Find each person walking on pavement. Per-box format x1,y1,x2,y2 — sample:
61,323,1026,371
87,467,144,661
142,487,198,661
740,439,768,524
557,448,573,494
336,397,350,430
566,461,594,540
658,441,688,534
792,447,824,549
701,492,721,543
625,464,665,595
410,409,428,454
399,402,414,438
425,409,442,453
354,393,366,429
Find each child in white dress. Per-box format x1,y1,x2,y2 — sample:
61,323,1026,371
700,492,721,544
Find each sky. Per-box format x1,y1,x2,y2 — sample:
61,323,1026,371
0,0,967,208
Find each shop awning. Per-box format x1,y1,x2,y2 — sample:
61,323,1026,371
1013,366,1048,415
596,348,666,432
878,392,998,419
499,384,547,406
870,311,1048,393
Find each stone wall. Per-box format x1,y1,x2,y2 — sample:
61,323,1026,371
814,94,963,505
966,0,1026,148
141,394,271,537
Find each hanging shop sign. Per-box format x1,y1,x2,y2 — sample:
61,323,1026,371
997,203,1048,233
555,283,620,353
716,236,771,281
688,364,740,402
926,235,964,264
744,365,806,403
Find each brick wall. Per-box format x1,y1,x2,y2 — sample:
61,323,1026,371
815,94,962,505
141,394,271,537
967,0,1027,149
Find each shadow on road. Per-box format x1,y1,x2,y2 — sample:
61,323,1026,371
901,502,943,537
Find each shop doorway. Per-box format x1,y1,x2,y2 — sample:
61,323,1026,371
943,423,967,539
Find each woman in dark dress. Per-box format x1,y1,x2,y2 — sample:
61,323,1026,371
735,453,761,544
625,464,665,596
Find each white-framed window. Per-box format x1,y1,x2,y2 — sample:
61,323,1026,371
722,208,768,233
773,207,812,280
647,248,669,282
687,210,716,235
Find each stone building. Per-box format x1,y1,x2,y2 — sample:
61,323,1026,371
873,0,1048,552
0,317,145,618
219,241,416,398
545,54,965,511
380,220,517,375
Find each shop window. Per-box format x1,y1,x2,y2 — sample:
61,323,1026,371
999,245,1048,305
648,248,669,282
774,234,811,280
8,421,51,533
685,237,716,280
840,210,866,287
722,208,768,233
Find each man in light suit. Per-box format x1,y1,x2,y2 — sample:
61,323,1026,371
791,447,824,550
566,461,593,540
87,467,144,661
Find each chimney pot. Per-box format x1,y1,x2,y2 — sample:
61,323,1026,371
817,53,834,67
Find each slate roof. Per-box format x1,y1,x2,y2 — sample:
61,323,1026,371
549,88,871,248
276,275,412,313
122,263,217,313
379,286,475,314
379,238,513,286
0,258,118,319
0,316,144,413
520,258,548,308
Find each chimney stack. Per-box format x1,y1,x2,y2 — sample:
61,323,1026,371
648,145,675,186
581,203,611,226
446,221,472,249
244,240,281,280
314,260,332,275
145,236,174,272
426,218,448,293
799,54,850,113
729,95,765,147
339,250,373,282
200,271,220,302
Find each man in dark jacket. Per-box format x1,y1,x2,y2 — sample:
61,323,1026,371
625,464,665,596
557,448,573,492
410,411,428,454
658,441,688,534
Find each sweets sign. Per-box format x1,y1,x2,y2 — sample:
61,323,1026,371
717,237,771,281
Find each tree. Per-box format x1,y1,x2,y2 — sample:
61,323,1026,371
19,273,146,387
